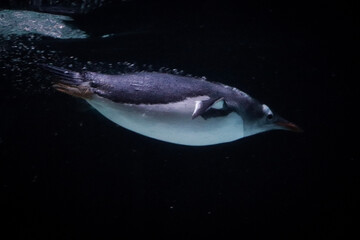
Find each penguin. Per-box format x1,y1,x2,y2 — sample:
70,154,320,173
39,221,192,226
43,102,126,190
41,64,301,146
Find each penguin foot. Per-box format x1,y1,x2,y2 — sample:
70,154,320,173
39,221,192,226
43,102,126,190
53,83,93,99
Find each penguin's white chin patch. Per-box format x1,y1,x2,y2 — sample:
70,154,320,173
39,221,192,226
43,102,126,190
86,95,245,146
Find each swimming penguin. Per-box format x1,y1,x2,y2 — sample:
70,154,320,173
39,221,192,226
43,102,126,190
41,64,301,146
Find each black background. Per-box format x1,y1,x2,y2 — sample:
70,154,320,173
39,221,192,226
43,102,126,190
0,1,358,239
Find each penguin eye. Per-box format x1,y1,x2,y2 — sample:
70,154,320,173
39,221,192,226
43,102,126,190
266,114,273,121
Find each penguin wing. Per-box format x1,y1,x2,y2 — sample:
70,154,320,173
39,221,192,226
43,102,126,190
192,97,233,119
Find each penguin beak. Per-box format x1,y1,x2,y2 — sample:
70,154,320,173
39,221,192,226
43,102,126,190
275,118,303,132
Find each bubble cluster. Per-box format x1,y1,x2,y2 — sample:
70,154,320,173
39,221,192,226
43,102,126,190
0,9,203,98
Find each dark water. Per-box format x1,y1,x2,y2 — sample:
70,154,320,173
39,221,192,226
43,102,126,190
0,1,357,239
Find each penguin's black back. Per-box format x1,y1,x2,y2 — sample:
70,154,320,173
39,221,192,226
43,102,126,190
90,72,227,104
41,64,231,104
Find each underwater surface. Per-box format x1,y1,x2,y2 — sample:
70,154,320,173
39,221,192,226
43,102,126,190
0,1,357,239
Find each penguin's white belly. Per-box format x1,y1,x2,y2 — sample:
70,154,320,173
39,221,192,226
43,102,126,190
87,95,244,146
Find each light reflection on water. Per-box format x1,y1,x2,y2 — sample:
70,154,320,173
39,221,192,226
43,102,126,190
0,9,88,39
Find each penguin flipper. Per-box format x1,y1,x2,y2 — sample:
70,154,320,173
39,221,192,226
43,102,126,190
192,97,225,119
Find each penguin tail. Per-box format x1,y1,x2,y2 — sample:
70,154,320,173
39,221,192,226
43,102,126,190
39,64,93,99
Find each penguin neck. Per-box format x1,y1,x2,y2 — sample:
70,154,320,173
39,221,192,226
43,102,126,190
243,121,269,138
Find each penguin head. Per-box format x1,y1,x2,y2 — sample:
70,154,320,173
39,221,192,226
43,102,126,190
242,102,302,137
